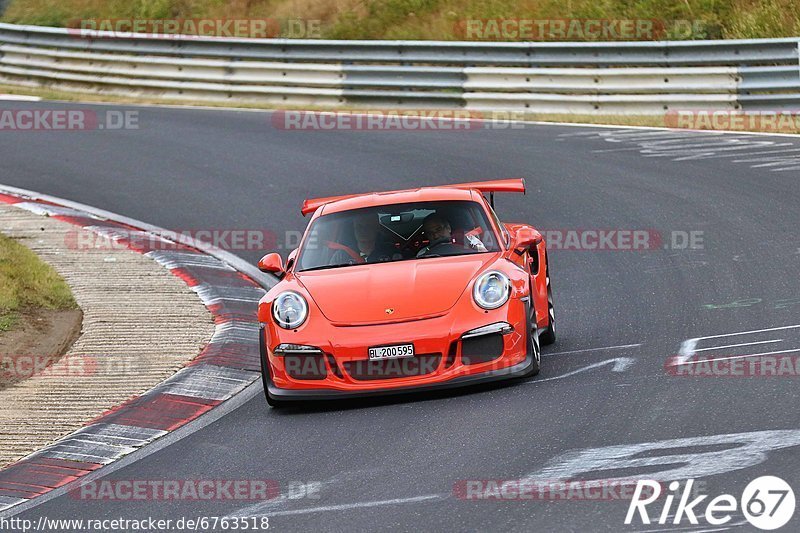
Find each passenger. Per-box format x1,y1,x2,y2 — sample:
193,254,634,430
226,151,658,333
330,212,396,264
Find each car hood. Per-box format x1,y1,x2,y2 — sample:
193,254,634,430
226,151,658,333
296,254,498,325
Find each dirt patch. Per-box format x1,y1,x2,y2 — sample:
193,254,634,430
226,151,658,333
0,308,83,390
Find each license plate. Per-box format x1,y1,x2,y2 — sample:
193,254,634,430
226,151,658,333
368,344,415,361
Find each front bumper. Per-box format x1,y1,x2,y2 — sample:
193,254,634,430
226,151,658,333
260,296,533,401
264,350,535,401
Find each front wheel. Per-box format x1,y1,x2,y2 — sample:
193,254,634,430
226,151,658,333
522,299,541,378
260,344,284,408
265,391,284,408
538,260,556,346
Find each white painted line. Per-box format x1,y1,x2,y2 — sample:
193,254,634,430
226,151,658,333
531,357,635,383
672,324,800,366
0,94,41,101
576,127,800,171
679,339,699,358
543,343,641,357
698,324,800,340
672,143,797,161
540,120,800,139
264,494,445,517
749,159,800,170
595,130,706,139
0,497,27,512
711,147,800,159
591,143,697,154
678,348,800,365
694,339,783,352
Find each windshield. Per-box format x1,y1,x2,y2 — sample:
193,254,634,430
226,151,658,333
296,200,501,272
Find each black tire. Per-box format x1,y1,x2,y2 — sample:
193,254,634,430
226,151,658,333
522,299,541,378
265,392,283,408
538,259,557,346
259,333,283,408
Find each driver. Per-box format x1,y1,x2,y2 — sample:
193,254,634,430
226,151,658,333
329,212,397,264
417,213,487,257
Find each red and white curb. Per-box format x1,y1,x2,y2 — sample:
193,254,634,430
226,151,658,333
0,187,274,512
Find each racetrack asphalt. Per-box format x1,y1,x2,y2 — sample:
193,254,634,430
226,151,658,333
1,102,799,531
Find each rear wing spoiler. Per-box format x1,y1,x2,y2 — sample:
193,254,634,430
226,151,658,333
301,194,362,217
441,178,526,195
440,178,525,209
301,178,525,216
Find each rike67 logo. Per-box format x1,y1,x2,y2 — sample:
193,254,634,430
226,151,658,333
626,476,795,530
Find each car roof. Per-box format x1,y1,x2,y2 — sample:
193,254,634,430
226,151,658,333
316,187,478,217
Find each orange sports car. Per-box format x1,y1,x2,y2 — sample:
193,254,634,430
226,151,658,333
257,178,555,406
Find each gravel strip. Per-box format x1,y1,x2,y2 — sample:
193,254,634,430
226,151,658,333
0,203,215,467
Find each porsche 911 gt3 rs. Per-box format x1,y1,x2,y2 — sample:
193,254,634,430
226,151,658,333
257,178,555,406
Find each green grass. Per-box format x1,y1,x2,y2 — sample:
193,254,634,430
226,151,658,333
0,232,77,331
2,0,800,40
0,312,18,332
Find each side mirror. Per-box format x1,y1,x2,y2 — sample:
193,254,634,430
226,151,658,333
286,248,299,270
258,253,285,277
514,228,542,251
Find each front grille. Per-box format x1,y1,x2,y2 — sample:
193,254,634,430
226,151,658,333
326,353,343,379
461,333,504,364
344,354,442,381
445,341,458,369
284,354,327,380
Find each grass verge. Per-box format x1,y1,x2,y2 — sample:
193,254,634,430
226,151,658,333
0,232,77,332
3,0,800,41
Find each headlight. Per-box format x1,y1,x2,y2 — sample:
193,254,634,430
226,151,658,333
272,291,308,329
473,271,510,310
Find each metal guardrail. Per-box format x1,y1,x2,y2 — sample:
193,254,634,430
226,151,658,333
0,22,798,113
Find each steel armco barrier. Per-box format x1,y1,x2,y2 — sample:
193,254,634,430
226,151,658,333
1,22,798,113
